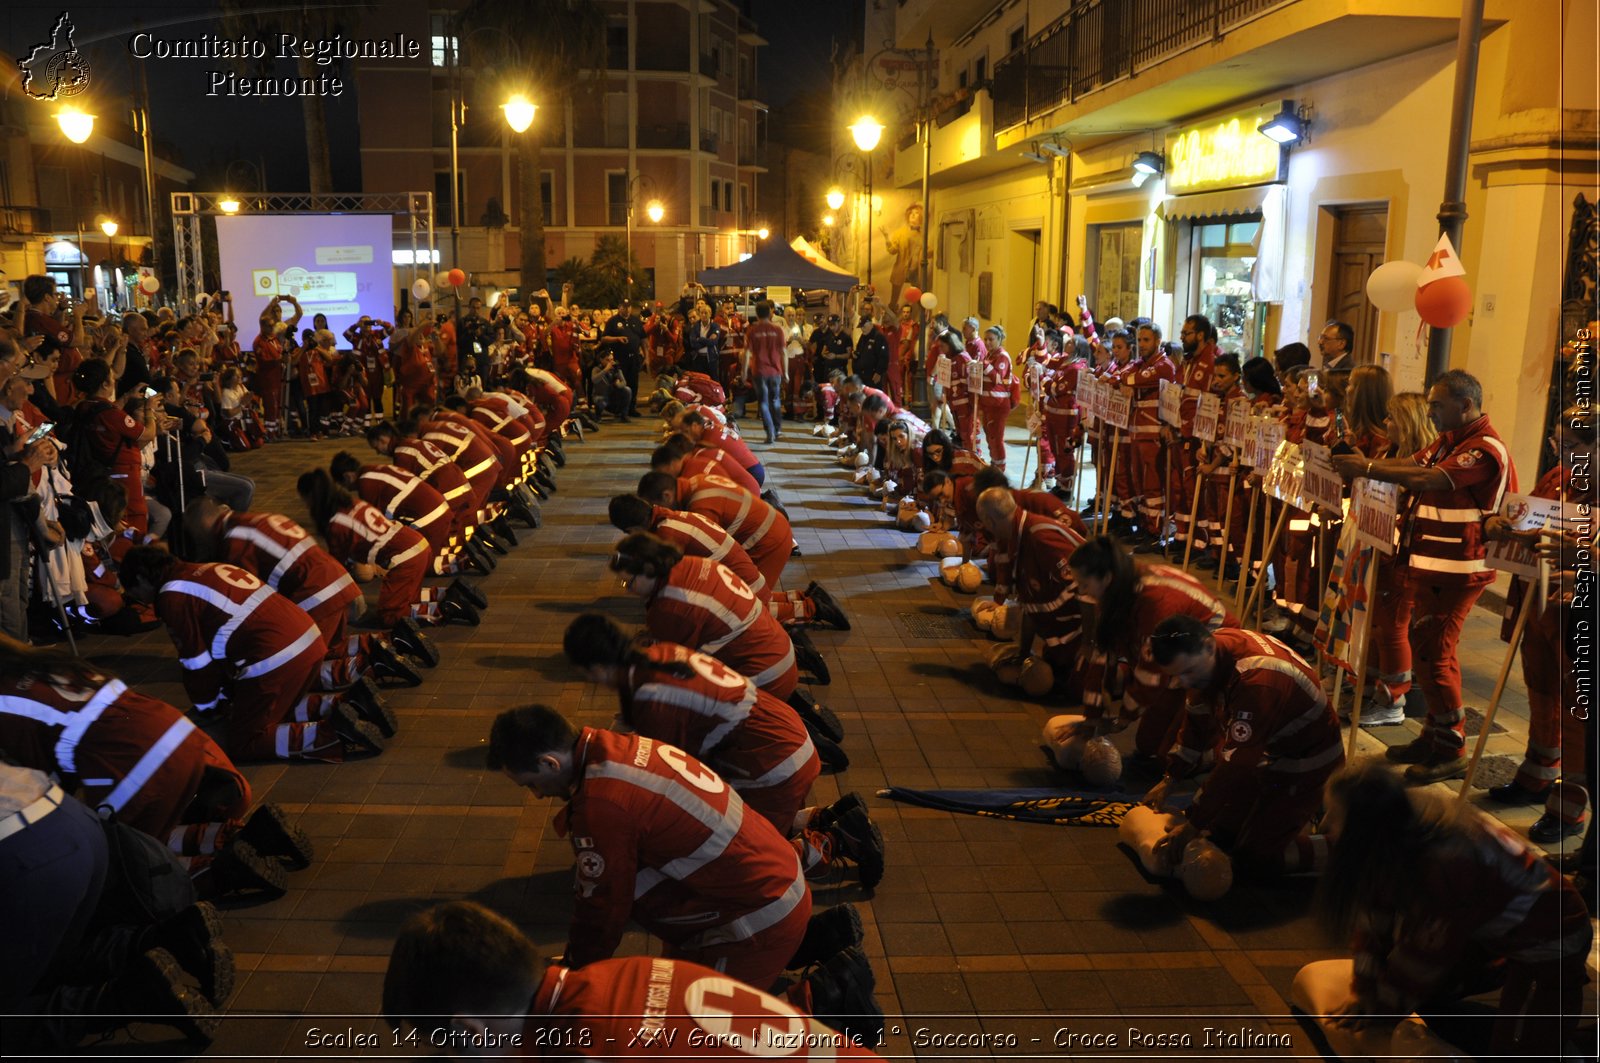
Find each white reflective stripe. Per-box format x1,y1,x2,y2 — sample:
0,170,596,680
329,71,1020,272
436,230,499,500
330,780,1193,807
0,679,127,776
180,650,214,671
210,586,276,660
655,796,744,885
1418,533,1464,543
580,758,738,898
660,587,757,651
410,501,450,529
384,537,430,568
634,680,756,753
689,869,808,947
223,525,305,588
1234,653,1325,711
332,511,405,565
98,716,196,813
462,455,497,480
1141,571,1226,623
1413,505,1485,522
424,431,469,460
660,518,729,559
439,480,471,501
1409,555,1486,574
396,444,442,474
266,536,316,587
748,645,797,689
743,735,816,789
697,489,754,535
297,571,357,613
237,625,323,680
367,469,422,515
1024,586,1077,614
742,506,778,549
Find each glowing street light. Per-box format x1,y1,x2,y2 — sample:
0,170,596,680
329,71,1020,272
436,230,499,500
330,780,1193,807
822,214,835,227
849,116,884,153
56,106,95,144
218,197,241,215
501,94,537,133
757,227,770,241
645,199,665,224
98,217,118,238
825,187,845,211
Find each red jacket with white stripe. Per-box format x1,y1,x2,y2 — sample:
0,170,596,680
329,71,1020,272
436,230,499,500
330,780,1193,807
979,348,1014,405
528,956,882,1058
1041,354,1086,418
555,728,808,967
989,492,1085,602
324,500,431,572
1081,564,1237,715
434,410,519,483
621,643,817,799
647,505,764,595
476,391,546,445
219,511,359,618
466,397,534,458
683,450,760,495
645,557,795,693
155,562,326,712
993,508,1080,624
354,463,452,544
699,425,758,477
1125,352,1176,436
1400,414,1515,586
419,418,503,490
392,436,473,509
1171,629,1344,832
677,476,791,557
1176,343,1217,436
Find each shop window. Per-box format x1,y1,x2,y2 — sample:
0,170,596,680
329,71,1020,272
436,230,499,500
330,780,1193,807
1192,216,1262,360
1090,222,1144,324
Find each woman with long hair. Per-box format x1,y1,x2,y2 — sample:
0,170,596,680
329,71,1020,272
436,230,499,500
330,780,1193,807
296,469,484,629
1066,536,1237,758
1314,761,1591,1058
919,427,985,478
1341,365,1393,458
561,613,881,886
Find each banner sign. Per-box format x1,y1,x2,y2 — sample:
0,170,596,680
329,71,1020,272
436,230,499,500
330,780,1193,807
1314,519,1373,673
1485,493,1572,579
1158,378,1182,427
1261,441,1305,506
1224,399,1251,449
1248,417,1286,469
1300,441,1346,514
1106,388,1132,431
934,354,952,390
1350,478,1399,555
1192,392,1221,443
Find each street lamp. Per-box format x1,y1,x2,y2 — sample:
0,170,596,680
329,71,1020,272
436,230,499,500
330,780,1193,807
757,226,770,241
99,217,118,239
623,173,662,303
501,94,537,134
847,116,884,289
56,106,95,144
645,200,665,225
825,188,845,211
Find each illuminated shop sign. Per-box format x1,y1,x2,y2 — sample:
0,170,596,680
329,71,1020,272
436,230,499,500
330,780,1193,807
1164,105,1286,195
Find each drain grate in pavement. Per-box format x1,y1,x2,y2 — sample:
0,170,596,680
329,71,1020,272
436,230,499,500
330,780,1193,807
899,611,975,640
1466,754,1519,790
1462,706,1507,737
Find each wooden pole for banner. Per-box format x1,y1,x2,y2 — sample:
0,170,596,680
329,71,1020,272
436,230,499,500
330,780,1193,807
1072,424,1089,510
1245,503,1292,619
1099,431,1122,536
1214,456,1241,591
1181,469,1206,571
1234,479,1260,613
1344,555,1381,757
1457,579,1540,801
1091,422,1109,528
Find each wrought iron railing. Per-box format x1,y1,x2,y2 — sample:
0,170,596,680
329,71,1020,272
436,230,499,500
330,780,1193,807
991,0,1299,131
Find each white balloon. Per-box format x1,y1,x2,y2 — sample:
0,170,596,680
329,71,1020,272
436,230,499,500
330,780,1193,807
411,278,431,301
1366,260,1424,312
919,291,938,310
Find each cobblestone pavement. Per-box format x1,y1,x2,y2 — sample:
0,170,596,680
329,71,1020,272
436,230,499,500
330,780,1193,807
72,414,1594,1059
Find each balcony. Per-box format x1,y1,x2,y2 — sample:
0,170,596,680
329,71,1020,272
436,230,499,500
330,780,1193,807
990,0,1494,141
738,144,767,168
894,88,1003,188
0,205,51,238
699,130,720,154
638,123,692,151
893,0,1006,49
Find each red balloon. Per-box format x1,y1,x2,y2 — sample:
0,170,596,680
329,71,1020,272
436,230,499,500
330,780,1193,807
903,286,922,306
447,268,467,287
1414,275,1472,329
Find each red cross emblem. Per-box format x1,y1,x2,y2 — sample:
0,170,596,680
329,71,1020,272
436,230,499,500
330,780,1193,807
1425,248,1451,270
685,976,801,1053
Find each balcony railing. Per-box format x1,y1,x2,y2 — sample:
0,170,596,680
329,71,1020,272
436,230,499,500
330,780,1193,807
992,0,1297,130
699,130,720,153
0,205,52,236
737,145,766,167
638,123,692,150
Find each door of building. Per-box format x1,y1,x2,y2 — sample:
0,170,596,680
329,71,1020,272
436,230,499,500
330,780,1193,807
1326,204,1388,363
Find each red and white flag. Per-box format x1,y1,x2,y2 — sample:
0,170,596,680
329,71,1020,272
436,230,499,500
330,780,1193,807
1417,233,1467,286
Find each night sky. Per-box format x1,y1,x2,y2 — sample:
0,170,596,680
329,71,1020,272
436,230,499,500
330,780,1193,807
5,1,856,194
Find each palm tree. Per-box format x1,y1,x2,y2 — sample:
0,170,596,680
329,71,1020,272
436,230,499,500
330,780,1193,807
588,235,645,307
219,2,348,194
457,0,606,302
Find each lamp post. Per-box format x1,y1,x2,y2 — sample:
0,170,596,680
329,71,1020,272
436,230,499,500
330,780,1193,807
448,27,535,275
98,216,118,307
848,116,884,291
623,173,663,303
825,155,866,285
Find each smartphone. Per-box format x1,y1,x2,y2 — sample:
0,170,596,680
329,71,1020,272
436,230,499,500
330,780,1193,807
1306,372,1320,394
26,421,55,445
221,291,231,302
142,386,159,398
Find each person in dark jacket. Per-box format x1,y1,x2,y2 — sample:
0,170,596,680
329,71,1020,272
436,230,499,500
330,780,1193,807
853,313,890,390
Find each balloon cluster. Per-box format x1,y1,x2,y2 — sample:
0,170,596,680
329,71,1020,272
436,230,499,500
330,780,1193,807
1364,234,1472,329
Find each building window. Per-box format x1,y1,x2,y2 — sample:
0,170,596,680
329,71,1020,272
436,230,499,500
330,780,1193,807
738,54,750,90
607,171,627,227
1008,25,1026,54
606,21,629,69
434,170,466,227
430,14,456,67
1191,218,1263,359
739,183,749,218
972,53,987,86
723,180,734,213
958,69,969,90
722,111,733,144
541,171,555,225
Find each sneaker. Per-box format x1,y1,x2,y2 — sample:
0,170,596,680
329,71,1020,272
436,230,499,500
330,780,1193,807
1355,697,1405,728
211,837,288,896
828,805,886,888
447,576,489,611
511,499,542,529
439,596,482,626
341,675,398,737
325,702,387,758
463,537,498,573
787,690,845,742
239,803,315,867
789,904,864,968
390,618,440,667
107,948,222,1044
804,947,884,1043
491,515,520,547
1260,610,1291,635
369,640,424,688
805,582,850,631
1529,812,1587,844
1385,737,1433,765
476,528,511,556
1404,753,1467,784
148,902,235,1006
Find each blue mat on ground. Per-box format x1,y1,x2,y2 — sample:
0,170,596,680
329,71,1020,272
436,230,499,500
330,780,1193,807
877,785,1190,827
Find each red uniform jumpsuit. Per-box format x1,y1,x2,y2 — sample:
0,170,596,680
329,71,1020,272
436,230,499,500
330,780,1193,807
251,331,286,434
419,418,502,521
549,321,583,393
218,510,370,687
1199,388,1249,558
354,463,459,571
322,499,439,626
1040,353,1085,487
1078,565,1238,758
977,347,1015,468
523,368,575,431
467,396,535,477
155,562,343,761
649,506,763,592
392,332,437,418
682,449,759,495
646,557,799,701
392,436,476,538
675,372,726,409
992,507,1084,684
0,669,250,866
1170,343,1216,547
1168,629,1344,875
1345,816,1592,1057
619,642,831,866
299,345,333,434
1124,351,1176,530
1382,414,1514,759
895,319,921,409
701,424,761,484
556,727,811,989
84,399,150,535
497,387,552,446
1500,464,1590,826
344,321,392,423
944,350,976,451
677,475,794,597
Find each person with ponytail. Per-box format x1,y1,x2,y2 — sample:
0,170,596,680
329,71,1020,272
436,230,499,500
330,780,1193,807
1310,761,1590,1057
296,469,485,632
562,613,883,888
609,531,805,699
1067,536,1237,759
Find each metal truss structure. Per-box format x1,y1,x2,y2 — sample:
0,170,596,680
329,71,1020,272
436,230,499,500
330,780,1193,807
170,191,435,314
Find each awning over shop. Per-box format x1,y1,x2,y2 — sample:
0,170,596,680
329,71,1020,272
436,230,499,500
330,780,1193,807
1157,183,1280,221
1160,184,1287,303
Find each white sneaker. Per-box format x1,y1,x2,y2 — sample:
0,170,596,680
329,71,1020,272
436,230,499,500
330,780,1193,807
1358,696,1405,727
1260,609,1291,634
